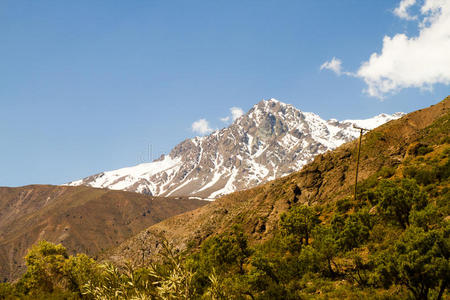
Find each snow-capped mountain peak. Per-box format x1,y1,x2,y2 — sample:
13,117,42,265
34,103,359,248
343,112,405,130
67,99,404,199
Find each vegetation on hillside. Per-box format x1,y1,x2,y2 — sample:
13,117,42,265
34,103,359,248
1,103,449,299
1,139,449,299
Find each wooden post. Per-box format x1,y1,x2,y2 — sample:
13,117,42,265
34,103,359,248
354,126,369,202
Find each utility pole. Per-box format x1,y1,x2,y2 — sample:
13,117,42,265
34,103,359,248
354,125,370,202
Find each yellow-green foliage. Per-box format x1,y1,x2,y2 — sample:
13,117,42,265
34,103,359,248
20,240,68,294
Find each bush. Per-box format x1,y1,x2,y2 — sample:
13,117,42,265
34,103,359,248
311,225,339,277
408,143,433,156
332,211,371,251
336,197,353,213
375,179,427,229
18,240,68,294
374,225,449,300
377,166,396,178
280,205,321,251
436,158,450,181
62,253,99,295
410,204,440,230
403,166,437,185
199,225,251,274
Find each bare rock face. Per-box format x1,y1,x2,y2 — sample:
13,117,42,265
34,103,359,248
67,99,403,198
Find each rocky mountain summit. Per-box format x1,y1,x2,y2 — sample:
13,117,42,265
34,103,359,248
68,99,403,198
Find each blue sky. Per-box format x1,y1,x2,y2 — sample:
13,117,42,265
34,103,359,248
1,0,449,186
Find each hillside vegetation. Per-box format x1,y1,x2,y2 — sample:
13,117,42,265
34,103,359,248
0,97,448,299
107,97,449,265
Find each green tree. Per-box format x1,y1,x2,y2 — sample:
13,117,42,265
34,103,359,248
311,225,339,277
200,225,251,274
375,179,427,229
19,240,68,294
336,211,371,251
280,205,321,251
374,225,449,300
62,253,99,295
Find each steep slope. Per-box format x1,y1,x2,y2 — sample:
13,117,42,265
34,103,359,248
0,185,208,281
68,99,403,198
107,96,449,265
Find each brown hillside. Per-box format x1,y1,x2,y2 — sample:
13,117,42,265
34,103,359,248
0,185,208,281
108,96,449,265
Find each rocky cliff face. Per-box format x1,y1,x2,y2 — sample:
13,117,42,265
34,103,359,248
67,99,403,198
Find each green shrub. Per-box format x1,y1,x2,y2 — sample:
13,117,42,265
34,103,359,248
377,166,396,178
18,240,68,294
403,166,437,185
332,211,371,251
373,225,449,300
375,179,427,229
199,225,252,274
280,205,321,251
409,143,433,156
336,197,353,213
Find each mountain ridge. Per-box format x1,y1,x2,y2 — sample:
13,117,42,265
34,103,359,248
0,185,208,281
68,99,404,198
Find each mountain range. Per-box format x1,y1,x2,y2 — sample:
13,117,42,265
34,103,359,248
1,96,447,287
67,99,403,198
107,96,449,266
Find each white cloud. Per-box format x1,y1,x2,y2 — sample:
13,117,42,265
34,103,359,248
323,0,450,99
191,119,213,135
320,57,343,75
220,107,244,123
358,0,450,98
220,116,230,123
230,107,244,121
394,0,417,20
